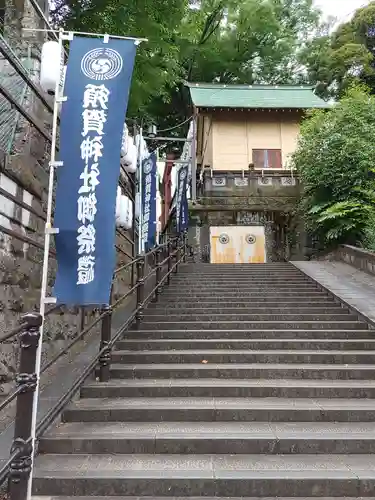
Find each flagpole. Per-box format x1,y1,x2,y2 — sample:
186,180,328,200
26,28,64,500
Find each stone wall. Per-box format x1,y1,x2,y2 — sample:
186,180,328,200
331,245,375,276
189,168,305,262
188,209,305,263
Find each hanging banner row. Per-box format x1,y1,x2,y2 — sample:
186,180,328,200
52,34,189,308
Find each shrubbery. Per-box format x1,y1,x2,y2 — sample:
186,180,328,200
293,85,375,252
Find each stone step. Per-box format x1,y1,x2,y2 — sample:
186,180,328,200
176,273,306,278
166,287,321,293
107,362,375,380
175,277,308,282
30,497,375,500
139,314,358,323
116,338,375,351
178,267,298,273
81,378,375,399
179,264,295,269
111,349,375,365
179,273,301,276
31,453,375,496
137,321,367,331
174,271,307,277
176,274,306,279
168,282,313,288
167,281,314,287
163,286,322,293
38,421,375,455
172,278,309,284
61,397,375,423
185,262,293,265
160,292,329,299
151,299,336,307
145,307,348,315
176,273,305,278
126,329,374,340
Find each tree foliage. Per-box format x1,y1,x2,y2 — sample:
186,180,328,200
52,0,188,122
302,1,375,99
293,85,375,248
52,0,322,129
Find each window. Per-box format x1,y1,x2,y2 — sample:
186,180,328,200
252,149,282,169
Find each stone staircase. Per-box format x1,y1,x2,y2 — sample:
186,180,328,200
33,262,375,498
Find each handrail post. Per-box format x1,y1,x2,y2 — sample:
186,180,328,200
135,256,145,329
166,239,172,286
8,312,42,500
79,307,85,332
154,248,162,302
174,237,180,274
99,305,112,382
183,231,188,263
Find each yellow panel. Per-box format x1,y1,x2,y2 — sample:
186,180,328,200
208,110,303,170
280,119,300,167
210,226,266,264
212,119,248,171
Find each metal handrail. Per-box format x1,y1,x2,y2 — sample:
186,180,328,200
0,448,19,485
0,305,62,344
0,233,186,440
0,221,144,346
0,322,28,343
35,241,186,438
0,386,23,413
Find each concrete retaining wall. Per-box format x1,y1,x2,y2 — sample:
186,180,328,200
333,245,375,276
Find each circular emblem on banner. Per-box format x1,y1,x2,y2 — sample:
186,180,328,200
143,160,153,174
81,48,123,81
246,234,256,244
219,234,229,244
180,169,187,180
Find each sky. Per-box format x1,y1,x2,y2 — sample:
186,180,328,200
314,0,371,23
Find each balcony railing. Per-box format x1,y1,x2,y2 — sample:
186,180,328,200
200,168,299,194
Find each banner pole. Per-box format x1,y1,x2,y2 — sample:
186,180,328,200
23,27,148,42
27,28,64,500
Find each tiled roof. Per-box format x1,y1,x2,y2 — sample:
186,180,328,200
186,83,331,110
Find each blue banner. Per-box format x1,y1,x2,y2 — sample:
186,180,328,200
176,164,189,233
140,152,157,250
54,36,137,305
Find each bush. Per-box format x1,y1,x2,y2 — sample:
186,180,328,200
293,85,375,250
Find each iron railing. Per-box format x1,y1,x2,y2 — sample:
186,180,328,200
0,230,188,500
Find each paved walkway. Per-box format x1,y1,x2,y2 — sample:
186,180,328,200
292,260,375,323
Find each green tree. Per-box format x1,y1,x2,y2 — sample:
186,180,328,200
302,2,375,99
293,85,375,248
52,0,323,129
51,0,189,121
